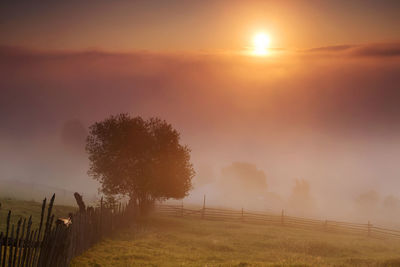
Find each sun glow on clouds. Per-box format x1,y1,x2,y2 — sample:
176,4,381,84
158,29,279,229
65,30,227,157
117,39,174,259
252,32,271,56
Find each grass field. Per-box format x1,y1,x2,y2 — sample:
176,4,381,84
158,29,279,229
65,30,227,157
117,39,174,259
0,197,76,233
71,215,400,267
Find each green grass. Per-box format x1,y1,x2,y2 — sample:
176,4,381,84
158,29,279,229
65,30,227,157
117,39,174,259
71,215,400,267
0,197,76,233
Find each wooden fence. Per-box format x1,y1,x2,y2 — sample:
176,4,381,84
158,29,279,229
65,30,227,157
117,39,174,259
155,204,400,240
0,194,137,267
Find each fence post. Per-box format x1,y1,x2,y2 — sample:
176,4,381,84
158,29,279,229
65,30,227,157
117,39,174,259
368,221,371,237
324,219,328,231
3,210,10,267
281,209,284,226
202,195,206,219
241,208,244,222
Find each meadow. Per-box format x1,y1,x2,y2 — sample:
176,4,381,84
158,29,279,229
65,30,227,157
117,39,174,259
71,215,400,267
0,197,76,233
2,198,400,266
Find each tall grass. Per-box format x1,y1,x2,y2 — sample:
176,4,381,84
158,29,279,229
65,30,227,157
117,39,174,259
71,216,400,266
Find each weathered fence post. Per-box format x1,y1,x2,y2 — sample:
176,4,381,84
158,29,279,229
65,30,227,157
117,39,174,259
324,219,328,231
0,232,3,265
33,199,46,266
22,216,32,266
8,224,14,267
17,218,26,267
2,210,10,267
12,218,22,267
281,209,284,226
241,208,244,222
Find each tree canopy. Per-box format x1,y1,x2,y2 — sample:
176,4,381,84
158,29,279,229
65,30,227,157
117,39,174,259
86,114,194,209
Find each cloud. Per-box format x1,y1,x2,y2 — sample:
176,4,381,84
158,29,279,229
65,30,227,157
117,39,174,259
350,43,400,57
303,42,400,58
305,45,355,53
1,43,400,209
1,43,400,134
1,43,400,141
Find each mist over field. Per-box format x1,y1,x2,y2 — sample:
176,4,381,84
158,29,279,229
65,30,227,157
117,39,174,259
1,44,400,225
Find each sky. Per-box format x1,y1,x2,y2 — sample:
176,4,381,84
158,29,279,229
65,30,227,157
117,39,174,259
1,1,400,224
1,0,400,52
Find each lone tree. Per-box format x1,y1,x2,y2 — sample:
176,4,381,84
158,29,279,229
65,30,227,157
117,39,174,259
86,114,194,211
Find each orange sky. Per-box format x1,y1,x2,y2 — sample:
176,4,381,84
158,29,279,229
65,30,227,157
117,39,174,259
1,1,400,222
1,1,400,52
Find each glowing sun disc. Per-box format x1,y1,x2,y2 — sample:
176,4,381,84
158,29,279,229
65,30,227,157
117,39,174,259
253,33,270,56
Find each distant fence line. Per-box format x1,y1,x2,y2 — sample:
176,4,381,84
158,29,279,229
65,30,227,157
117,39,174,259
155,204,400,239
0,194,137,267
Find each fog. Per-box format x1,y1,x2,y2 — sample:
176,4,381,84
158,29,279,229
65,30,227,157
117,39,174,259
1,44,400,226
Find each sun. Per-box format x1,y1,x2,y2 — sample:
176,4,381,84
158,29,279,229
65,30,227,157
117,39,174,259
252,32,270,56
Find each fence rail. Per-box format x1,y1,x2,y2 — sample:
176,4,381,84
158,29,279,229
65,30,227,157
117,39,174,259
155,204,400,240
0,195,137,267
